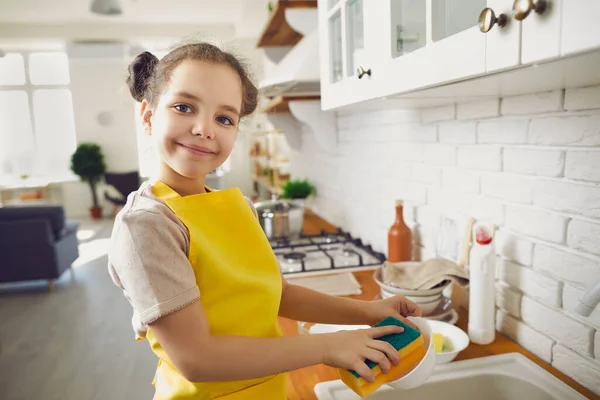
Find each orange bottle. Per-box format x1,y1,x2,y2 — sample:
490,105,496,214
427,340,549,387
388,200,413,262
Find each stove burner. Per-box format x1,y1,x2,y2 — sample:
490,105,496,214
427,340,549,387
323,235,339,244
342,247,357,257
283,251,306,263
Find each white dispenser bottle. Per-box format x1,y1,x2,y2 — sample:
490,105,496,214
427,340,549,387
468,223,496,345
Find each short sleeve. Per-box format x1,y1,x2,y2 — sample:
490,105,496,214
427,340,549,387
108,208,200,326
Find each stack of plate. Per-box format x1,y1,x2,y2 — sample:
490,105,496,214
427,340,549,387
374,268,458,324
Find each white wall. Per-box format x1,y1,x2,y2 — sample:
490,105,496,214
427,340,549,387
291,86,600,395
62,53,139,218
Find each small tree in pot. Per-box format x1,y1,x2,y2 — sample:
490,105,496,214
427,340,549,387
281,178,316,209
70,143,107,220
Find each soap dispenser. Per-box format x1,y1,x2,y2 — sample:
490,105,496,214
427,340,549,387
468,222,496,345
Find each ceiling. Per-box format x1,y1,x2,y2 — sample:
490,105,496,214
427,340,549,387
0,0,265,24
0,0,273,47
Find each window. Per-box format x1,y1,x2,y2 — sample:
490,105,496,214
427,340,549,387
0,51,76,182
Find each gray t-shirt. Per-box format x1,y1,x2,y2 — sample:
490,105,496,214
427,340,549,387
107,181,257,338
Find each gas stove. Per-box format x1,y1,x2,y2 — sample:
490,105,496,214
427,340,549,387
269,228,386,277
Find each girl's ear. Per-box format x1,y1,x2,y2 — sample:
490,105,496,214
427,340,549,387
140,99,153,136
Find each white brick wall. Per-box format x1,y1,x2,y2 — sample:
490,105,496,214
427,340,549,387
478,119,528,144
442,167,480,194
481,173,532,204
567,219,600,257
439,121,477,144
565,150,600,182
562,283,600,329
529,114,600,146
553,345,600,394
503,148,565,177
533,179,600,218
501,90,564,115
457,145,502,171
521,296,594,356
496,281,522,318
292,85,600,394
498,259,562,307
457,99,500,120
533,244,600,285
564,85,600,111
495,230,534,266
505,205,567,243
496,310,554,363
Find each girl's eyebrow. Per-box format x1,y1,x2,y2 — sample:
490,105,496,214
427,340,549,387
172,91,240,116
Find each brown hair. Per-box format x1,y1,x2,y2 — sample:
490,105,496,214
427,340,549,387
126,42,258,117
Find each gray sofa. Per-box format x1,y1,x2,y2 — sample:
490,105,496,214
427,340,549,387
0,205,79,290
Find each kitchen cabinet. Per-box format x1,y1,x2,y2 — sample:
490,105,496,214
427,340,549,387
318,0,384,110
317,0,600,111
561,0,600,57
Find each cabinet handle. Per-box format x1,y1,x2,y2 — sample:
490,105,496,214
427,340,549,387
478,8,508,33
512,0,548,21
357,66,371,79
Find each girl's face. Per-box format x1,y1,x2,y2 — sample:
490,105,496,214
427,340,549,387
142,60,242,181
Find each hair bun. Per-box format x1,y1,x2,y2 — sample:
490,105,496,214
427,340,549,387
126,51,159,102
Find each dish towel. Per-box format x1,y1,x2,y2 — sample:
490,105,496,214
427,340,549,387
382,258,470,290
287,272,363,296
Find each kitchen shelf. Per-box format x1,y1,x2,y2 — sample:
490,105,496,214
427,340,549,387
257,0,317,47
263,95,321,114
253,175,284,196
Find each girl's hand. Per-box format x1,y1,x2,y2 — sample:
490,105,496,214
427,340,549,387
318,325,405,382
364,294,422,326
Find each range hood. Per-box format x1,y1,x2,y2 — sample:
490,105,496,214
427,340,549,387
259,9,320,97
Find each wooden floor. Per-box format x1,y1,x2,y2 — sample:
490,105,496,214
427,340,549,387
0,219,157,400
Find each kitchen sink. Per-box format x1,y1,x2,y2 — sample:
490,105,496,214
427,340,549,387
314,353,587,400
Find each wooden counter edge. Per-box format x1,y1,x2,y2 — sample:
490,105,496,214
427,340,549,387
279,209,599,400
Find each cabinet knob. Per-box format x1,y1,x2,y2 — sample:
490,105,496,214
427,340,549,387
478,8,508,33
357,66,371,79
512,0,548,21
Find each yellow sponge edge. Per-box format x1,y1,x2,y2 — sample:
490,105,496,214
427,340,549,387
338,335,426,398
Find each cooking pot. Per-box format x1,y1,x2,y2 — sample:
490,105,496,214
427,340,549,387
254,199,304,239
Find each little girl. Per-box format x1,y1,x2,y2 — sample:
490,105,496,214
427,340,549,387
108,41,421,399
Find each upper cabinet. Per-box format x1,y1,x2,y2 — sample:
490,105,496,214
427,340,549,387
317,0,600,110
319,0,383,110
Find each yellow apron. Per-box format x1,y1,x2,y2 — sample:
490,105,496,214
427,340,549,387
145,180,287,399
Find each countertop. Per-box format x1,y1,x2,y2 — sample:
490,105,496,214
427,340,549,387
277,210,599,400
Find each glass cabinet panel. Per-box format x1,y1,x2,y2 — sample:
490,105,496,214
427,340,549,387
432,0,487,42
390,1,427,58
345,0,364,77
327,0,339,11
328,10,343,83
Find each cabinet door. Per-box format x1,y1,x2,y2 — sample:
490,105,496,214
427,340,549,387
520,0,562,64
561,0,600,56
485,0,521,72
319,0,378,110
379,0,488,98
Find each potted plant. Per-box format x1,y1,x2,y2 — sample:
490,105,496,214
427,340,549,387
70,143,107,220
280,178,316,209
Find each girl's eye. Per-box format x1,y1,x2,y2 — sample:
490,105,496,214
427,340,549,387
174,104,192,113
216,115,234,126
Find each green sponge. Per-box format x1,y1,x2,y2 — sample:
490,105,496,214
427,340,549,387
338,316,427,398
349,316,422,378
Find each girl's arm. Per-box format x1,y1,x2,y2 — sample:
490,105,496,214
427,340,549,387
149,298,403,383
278,278,377,325
278,277,421,326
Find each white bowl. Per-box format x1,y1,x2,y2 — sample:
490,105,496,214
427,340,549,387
386,316,436,391
427,319,470,364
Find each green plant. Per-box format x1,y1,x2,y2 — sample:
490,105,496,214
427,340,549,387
281,179,316,199
70,143,107,209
